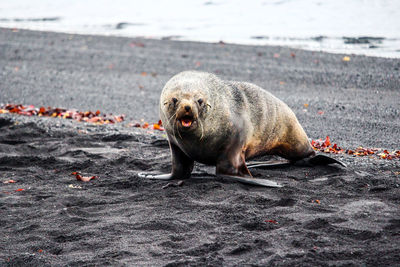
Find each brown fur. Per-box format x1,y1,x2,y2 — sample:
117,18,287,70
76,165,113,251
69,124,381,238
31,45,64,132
159,71,315,179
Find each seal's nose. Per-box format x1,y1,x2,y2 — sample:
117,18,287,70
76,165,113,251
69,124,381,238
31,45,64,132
184,105,191,112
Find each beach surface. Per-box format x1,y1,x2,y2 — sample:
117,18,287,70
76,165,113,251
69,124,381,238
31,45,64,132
1,28,399,266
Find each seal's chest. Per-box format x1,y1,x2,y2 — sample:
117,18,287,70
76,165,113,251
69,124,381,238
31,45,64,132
179,138,219,165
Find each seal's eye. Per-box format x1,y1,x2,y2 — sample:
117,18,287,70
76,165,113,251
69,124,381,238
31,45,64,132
172,98,178,105
197,98,203,105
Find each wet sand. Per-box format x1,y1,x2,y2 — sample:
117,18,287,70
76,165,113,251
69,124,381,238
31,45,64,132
1,28,399,266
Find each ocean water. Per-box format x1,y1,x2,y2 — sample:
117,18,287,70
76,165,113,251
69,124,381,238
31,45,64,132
1,0,399,58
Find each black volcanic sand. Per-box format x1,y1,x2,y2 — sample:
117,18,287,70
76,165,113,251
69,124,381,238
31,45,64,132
1,28,400,266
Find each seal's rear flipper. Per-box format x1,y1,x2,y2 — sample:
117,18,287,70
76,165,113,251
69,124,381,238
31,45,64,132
296,154,347,167
246,159,291,169
218,175,283,187
138,172,174,180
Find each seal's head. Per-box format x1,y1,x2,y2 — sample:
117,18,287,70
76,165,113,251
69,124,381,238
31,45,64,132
160,71,215,138
161,91,209,133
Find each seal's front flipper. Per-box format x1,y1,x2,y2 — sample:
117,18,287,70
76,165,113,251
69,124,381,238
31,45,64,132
246,159,291,169
218,174,283,187
296,154,346,167
139,142,195,181
138,172,174,180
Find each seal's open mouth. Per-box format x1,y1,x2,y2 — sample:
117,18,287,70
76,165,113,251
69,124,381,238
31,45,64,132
180,115,193,128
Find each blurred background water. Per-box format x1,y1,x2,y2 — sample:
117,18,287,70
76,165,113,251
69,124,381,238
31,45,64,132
1,0,399,58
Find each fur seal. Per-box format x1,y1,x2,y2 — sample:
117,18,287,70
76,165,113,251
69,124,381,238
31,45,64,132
139,71,345,187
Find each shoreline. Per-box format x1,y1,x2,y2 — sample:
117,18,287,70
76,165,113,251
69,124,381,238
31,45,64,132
2,26,399,59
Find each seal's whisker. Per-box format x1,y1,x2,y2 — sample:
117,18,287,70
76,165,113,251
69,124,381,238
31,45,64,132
161,107,177,139
160,108,170,127
171,110,183,140
199,118,205,141
176,123,183,140
168,112,177,139
171,114,178,139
